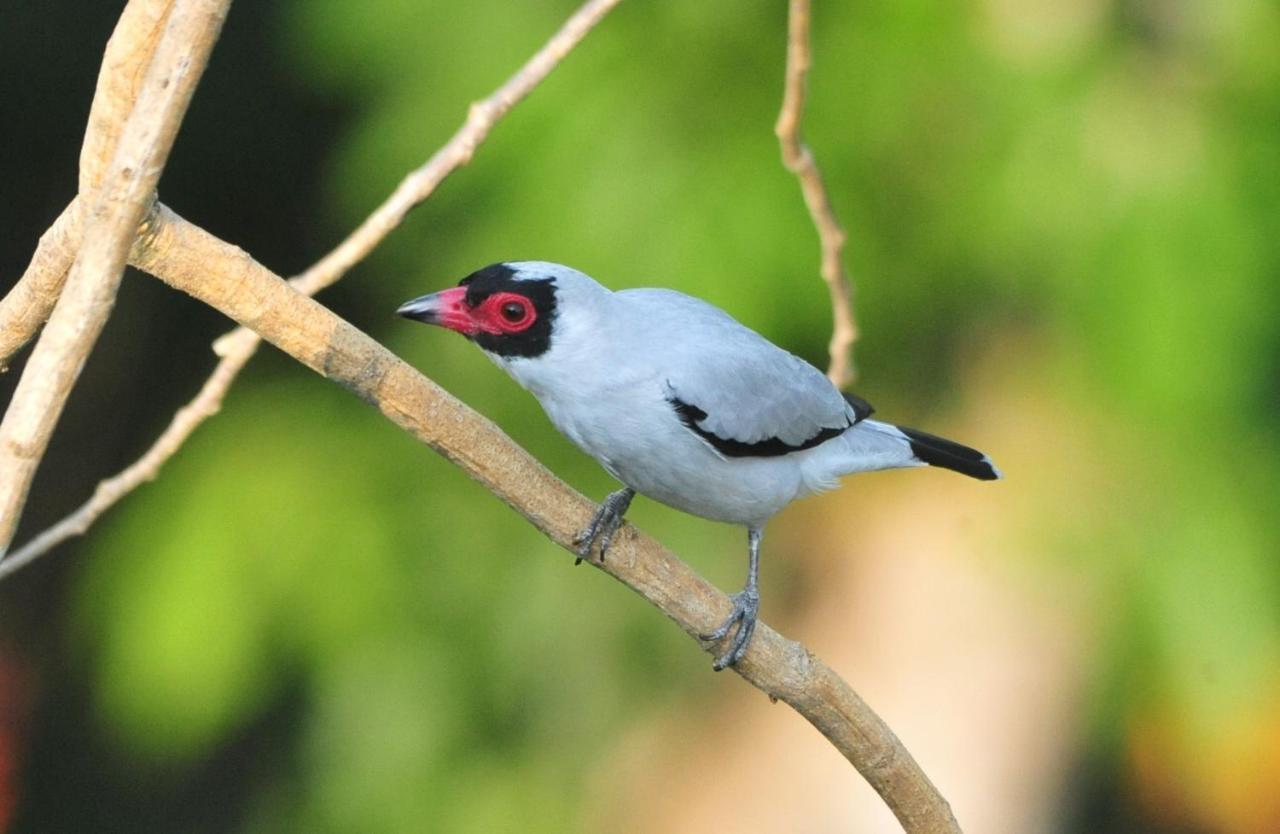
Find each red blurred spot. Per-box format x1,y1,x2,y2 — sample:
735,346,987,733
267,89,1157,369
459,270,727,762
0,647,30,833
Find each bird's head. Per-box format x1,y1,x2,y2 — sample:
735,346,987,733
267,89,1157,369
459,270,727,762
397,261,605,362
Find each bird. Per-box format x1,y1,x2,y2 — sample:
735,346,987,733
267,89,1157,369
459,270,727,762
398,262,1000,670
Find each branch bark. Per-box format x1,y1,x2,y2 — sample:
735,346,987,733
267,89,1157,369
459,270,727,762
0,0,230,553
0,1,173,371
2,0,624,571
130,203,960,834
776,0,858,389
0,202,81,372
80,0,176,195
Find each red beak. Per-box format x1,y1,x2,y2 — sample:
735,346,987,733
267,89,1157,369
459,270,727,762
396,287,477,335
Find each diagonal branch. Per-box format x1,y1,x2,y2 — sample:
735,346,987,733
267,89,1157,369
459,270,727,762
80,0,177,195
776,0,858,389
0,330,258,580
0,203,81,373
0,0,175,371
0,0,231,554
291,0,625,296
130,203,961,834
3,0,624,572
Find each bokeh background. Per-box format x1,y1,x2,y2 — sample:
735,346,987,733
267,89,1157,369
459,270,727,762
2,1,1279,831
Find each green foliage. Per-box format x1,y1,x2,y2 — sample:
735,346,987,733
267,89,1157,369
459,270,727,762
75,374,696,830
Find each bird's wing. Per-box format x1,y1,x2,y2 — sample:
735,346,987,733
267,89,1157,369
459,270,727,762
617,289,868,458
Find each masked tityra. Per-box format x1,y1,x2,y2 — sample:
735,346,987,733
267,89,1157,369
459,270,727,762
398,262,1000,669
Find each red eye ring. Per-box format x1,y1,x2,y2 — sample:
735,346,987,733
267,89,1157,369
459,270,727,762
479,292,535,333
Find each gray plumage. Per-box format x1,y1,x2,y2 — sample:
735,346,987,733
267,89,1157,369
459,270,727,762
399,261,1000,668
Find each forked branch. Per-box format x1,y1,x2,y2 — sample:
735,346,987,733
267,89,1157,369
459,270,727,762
0,203,80,372
0,0,175,371
0,0,231,553
1,0,625,573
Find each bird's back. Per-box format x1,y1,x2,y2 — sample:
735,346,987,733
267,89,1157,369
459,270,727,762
611,288,855,448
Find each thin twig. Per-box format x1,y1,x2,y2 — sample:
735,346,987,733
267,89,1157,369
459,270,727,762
130,203,960,834
776,0,858,389
3,0,623,570
0,330,258,579
0,0,230,553
292,0,625,296
0,0,174,371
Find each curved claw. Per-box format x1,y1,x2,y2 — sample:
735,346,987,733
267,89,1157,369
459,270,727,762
573,488,634,565
702,588,760,670
574,512,621,564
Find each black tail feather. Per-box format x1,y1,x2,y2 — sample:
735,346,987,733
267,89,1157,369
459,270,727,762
897,426,1001,481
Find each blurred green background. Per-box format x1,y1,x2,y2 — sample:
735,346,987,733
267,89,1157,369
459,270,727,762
2,0,1278,832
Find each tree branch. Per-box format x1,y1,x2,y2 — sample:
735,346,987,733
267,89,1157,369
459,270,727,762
0,202,80,373
0,0,230,553
0,1,174,372
2,0,624,571
80,0,176,196
776,0,858,389
130,202,961,834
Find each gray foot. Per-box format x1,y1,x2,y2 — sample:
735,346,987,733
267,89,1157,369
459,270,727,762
701,587,760,671
573,488,634,565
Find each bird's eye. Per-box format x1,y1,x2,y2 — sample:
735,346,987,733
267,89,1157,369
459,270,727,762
484,292,535,332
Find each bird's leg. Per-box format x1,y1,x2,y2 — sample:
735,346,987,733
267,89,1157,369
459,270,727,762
573,487,635,565
701,526,763,671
